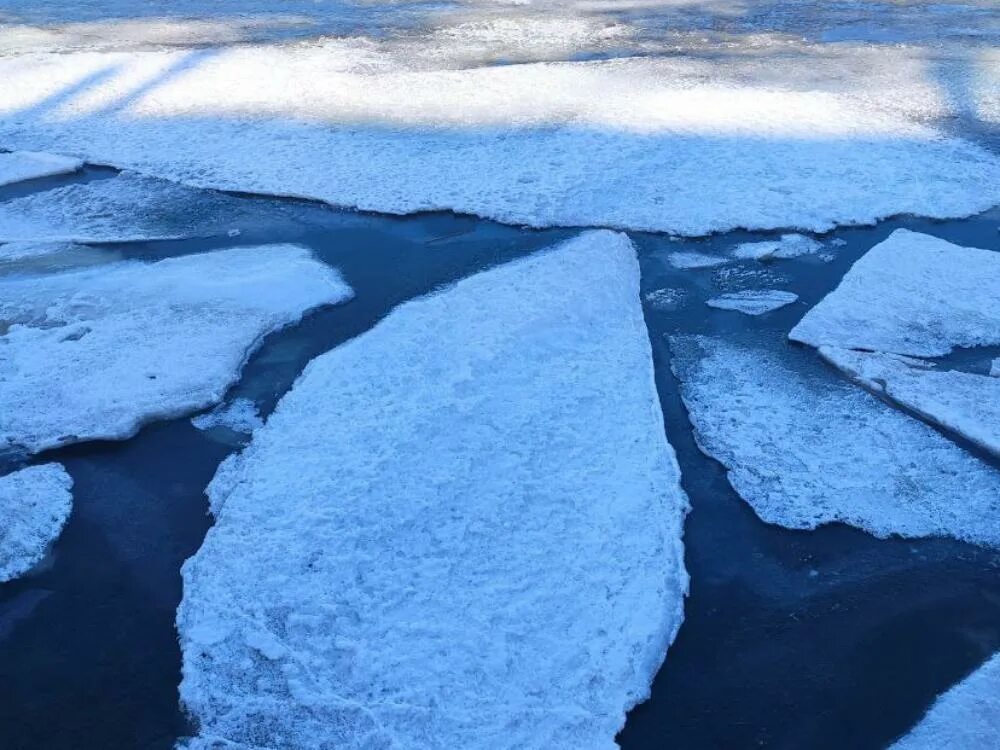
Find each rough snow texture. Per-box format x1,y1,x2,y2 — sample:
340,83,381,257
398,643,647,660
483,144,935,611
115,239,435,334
670,335,1000,547
0,150,82,187
705,289,798,315
731,233,822,260
667,251,728,269
0,464,73,582
191,398,263,435
892,653,1000,749
0,245,352,454
791,230,1000,356
820,347,1000,458
0,172,292,243
0,45,997,235
179,230,689,750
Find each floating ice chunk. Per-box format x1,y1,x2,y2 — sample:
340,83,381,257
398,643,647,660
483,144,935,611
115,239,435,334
891,653,1000,749
0,151,82,187
820,347,1000,458
731,234,822,260
191,399,263,435
179,230,689,750
706,289,798,315
0,464,73,582
992,358,1000,378
669,335,1000,547
790,230,1000,356
644,287,687,311
0,172,291,243
0,245,352,454
667,251,729,269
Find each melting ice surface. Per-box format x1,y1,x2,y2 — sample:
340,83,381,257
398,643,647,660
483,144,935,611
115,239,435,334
0,244,352,454
178,230,689,749
892,652,1000,749
669,335,1000,548
0,151,82,187
0,464,72,583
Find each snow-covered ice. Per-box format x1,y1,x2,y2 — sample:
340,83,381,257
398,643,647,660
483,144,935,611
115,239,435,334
790,230,1000,357
731,234,822,260
667,251,729,270
0,245,352,454
178,230,689,749
891,653,1000,749
0,43,997,235
0,172,294,243
820,347,1000,458
0,150,82,187
0,464,73,582
191,398,263,436
669,335,1000,547
705,289,798,315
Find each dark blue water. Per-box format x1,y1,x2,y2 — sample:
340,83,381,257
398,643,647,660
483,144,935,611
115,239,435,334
1,169,999,749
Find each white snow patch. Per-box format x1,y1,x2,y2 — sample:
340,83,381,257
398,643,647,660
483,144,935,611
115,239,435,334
669,335,1000,547
820,347,1000,458
705,289,798,315
731,233,822,260
0,464,73,582
667,251,729,269
892,653,1000,749
791,230,1000,356
191,399,264,435
0,150,82,187
0,245,352,454
178,230,689,750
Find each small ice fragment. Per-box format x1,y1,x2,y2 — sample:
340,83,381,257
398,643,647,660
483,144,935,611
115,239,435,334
731,234,822,260
991,358,1000,378
705,289,798,315
191,399,263,435
0,151,82,187
0,464,73,582
643,287,687,310
667,251,728,269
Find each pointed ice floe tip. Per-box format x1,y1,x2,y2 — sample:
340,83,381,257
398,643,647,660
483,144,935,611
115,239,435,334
669,334,1000,548
819,347,1000,459
0,463,73,583
731,234,822,261
891,652,1000,749
705,289,798,315
0,244,352,455
178,229,689,750
0,150,83,187
790,229,1000,357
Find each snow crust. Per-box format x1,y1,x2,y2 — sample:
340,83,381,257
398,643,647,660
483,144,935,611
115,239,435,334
0,44,997,235
0,150,82,186
0,463,73,582
178,230,689,750
670,335,1000,547
790,230,1000,356
731,233,822,260
0,245,352,454
892,653,1000,749
0,172,293,243
705,289,798,315
820,347,1000,458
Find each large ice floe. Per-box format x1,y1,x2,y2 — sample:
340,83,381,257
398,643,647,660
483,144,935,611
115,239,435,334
0,39,997,234
0,464,73,582
891,653,1000,749
178,230,689,750
820,348,1000,459
669,335,1000,547
0,150,82,187
0,172,295,243
0,245,352,454
790,230,1000,357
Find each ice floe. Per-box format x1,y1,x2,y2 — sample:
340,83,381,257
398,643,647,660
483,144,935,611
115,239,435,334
706,289,798,315
891,653,1000,749
820,347,1000,458
0,150,82,187
178,230,689,749
191,398,263,436
731,234,822,260
669,335,1000,547
0,464,73,582
0,44,997,235
0,172,294,243
667,251,729,270
992,358,1000,378
790,230,1000,357
0,245,352,454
